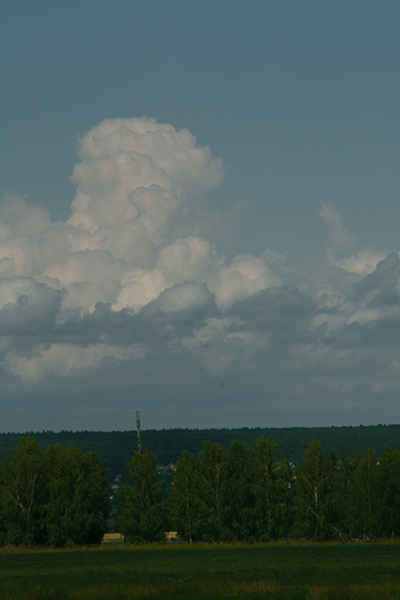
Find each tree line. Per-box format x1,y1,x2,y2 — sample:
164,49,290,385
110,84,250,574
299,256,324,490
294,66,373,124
119,438,400,544
1,436,399,546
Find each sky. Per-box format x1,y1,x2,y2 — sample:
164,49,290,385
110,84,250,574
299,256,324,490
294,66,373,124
0,1,399,433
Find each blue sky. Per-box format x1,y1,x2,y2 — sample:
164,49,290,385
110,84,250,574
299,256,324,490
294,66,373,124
0,1,399,432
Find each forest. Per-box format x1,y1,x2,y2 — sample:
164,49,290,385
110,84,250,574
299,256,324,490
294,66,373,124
0,424,399,483
1,433,399,546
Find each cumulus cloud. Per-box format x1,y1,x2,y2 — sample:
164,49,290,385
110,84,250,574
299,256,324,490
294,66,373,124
1,117,400,429
208,250,283,308
68,118,224,264
0,117,282,320
338,247,388,276
143,282,216,316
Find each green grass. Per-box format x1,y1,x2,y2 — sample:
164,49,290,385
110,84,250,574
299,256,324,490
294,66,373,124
1,541,400,599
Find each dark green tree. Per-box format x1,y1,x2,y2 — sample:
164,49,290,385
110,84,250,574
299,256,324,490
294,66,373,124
293,441,340,540
253,437,294,540
117,451,166,543
222,441,257,541
170,450,201,543
271,459,295,539
196,442,226,542
45,445,110,546
341,447,381,539
70,449,111,544
0,460,7,546
2,437,48,545
379,446,400,537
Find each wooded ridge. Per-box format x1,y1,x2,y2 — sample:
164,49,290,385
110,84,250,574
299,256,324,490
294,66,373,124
0,424,399,482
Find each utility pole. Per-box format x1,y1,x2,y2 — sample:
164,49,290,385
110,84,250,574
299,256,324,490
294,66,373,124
136,410,142,454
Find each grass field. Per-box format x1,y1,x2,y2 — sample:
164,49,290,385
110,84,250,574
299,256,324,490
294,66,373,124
1,541,400,599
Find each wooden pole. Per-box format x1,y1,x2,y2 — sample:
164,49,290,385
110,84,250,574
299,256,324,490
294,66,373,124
136,411,141,454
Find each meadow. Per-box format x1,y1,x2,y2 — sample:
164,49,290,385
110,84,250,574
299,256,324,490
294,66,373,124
1,541,400,600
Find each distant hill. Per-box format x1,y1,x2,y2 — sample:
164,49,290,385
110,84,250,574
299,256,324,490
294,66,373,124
1,424,399,483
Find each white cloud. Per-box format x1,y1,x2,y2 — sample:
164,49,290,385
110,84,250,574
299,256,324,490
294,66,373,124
0,118,229,314
338,247,388,276
144,281,215,315
67,117,224,267
208,250,283,308
114,235,220,311
74,117,224,197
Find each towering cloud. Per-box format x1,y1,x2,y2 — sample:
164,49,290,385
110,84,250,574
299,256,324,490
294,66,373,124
1,118,399,429
0,118,283,316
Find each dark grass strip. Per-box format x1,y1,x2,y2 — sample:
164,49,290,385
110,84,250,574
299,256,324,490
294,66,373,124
1,542,400,599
